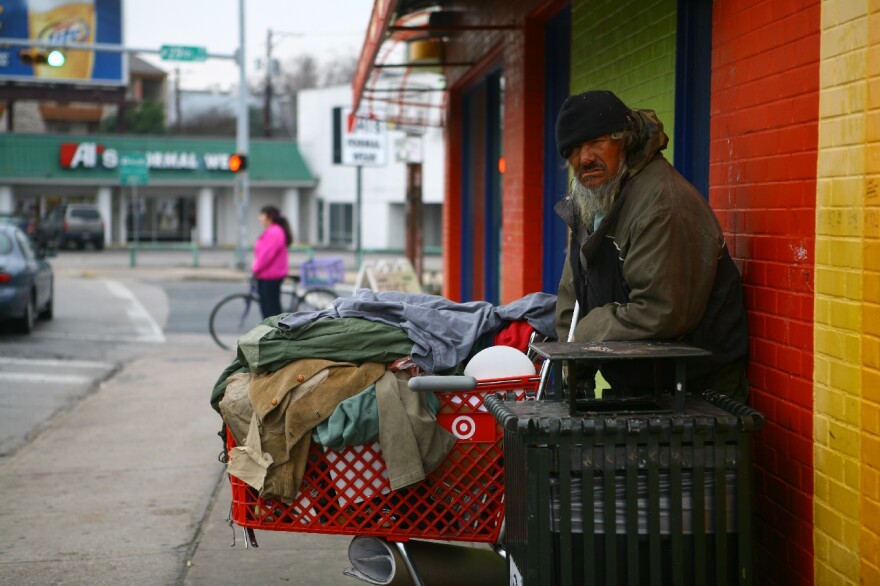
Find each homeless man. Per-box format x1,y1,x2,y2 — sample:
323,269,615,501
553,90,749,402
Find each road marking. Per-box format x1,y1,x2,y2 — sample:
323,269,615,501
103,279,166,343
0,372,93,385
31,332,163,344
0,357,113,370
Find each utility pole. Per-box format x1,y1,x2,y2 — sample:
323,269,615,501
174,67,182,133
261,29,301,138
405,161,424,286
233,0,250,270
263,29,272,138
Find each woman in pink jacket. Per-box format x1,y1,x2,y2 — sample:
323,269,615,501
251,205,292,318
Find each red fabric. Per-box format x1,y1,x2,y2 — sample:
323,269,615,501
492,320,534,353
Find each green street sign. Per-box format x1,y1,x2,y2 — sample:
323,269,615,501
119,153,149,186
159,44,208,62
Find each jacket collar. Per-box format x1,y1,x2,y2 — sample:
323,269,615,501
554,108,669,257
624,109,669,176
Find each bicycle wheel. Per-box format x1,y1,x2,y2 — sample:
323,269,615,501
296,288,339,312
209,293,261,351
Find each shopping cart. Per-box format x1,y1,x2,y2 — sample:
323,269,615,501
225,374,538,583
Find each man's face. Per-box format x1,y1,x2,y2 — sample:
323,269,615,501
567,135,626,188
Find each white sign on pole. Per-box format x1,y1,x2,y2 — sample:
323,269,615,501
395,135,423,164
354,259,423,293
339,107,387,167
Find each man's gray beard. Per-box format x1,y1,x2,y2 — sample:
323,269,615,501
571,162,628,230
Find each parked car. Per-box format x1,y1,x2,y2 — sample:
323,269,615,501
0,222,53,333
36,204,105,250
0,212,35,236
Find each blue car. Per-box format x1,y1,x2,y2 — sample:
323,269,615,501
0,222,54,333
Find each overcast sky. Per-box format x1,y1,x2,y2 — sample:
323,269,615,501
125,0,372,91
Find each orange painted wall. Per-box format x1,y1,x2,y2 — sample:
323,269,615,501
710,1,821,583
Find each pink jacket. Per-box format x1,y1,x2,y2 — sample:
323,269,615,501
251,223,289,280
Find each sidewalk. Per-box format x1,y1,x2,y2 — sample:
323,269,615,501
50,247,443,291
0,334,230,586
182,476,354,586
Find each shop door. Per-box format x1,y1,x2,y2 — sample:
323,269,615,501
461,69,504,304
673,0,713,198
542,5,572,294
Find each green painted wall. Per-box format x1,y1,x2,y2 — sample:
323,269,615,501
570,0,678,160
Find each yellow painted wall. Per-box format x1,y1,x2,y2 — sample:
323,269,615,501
815,1,880,584
861,2,880,583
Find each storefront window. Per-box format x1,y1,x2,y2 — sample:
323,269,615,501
126,196,195,242
328,202,353,247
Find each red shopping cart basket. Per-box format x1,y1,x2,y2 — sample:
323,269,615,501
227,375,537,543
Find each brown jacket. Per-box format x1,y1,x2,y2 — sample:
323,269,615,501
249,359,385,501
555,110,748,396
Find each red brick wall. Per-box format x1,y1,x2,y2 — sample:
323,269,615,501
442,0,560,302
710,1,820,584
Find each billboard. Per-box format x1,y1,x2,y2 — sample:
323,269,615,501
0,0,125,86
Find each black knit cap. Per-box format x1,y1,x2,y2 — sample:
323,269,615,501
555,90,632,158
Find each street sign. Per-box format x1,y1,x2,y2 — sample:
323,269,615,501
159,44,208,62
333,107,387,167
119,153,149,186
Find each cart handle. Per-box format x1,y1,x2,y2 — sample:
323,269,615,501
408,376,478,392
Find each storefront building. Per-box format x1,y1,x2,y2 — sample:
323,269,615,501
356,0,878,584
297,84,445,252
0,133,316,246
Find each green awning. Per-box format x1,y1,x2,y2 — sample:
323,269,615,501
0,133,316,187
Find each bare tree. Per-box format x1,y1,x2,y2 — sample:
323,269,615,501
278,52,357,139
282,54,321,94
177,106,265,137
279,54,318,139
321,54,358,86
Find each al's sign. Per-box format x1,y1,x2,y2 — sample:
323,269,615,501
59,143,237,172
60,142,118,169
333,107,387,167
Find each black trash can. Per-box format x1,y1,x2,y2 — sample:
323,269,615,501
486,390,764,586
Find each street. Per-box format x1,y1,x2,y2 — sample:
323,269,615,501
0,248,354,586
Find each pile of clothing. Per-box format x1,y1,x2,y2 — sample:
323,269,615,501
212,289,557,503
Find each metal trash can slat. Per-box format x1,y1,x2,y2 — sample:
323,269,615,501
488,391,764,586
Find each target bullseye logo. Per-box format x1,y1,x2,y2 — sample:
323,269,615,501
451,415,477,440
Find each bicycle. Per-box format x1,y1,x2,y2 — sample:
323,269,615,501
209,274,338,350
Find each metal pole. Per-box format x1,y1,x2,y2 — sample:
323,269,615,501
263,29,272,138
0,37,236,59
405,161,424,286
132,184,139,246
174,67,182,133
233,0,250,270
356,165,363,270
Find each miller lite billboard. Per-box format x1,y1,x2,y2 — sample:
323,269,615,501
0,0,126,86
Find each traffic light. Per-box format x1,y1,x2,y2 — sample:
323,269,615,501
19,48,66,67
47,50,66,67
228,153,248,172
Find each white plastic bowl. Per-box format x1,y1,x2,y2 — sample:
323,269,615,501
463,345,536,379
